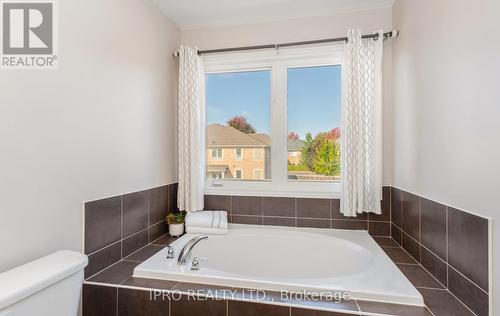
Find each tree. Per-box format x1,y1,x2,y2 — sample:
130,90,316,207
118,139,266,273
327,127,341,140
288,132,299,140
227,116,256,134
300,132,313,168
312,138,340,176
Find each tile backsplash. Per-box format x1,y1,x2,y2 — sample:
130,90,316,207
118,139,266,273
84,183,177,278
204,186,392,236
82,183,490,315
390,187,490,316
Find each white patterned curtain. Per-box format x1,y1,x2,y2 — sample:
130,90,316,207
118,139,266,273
177,46,205,212
340,30,384,217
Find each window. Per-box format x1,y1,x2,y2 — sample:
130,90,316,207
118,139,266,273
204,46,342,197
211,148,223,159
235,169,243,179
287,65,341,182
235,148,243,160
253,148,264,160
253,169,264,180
206,70,271,182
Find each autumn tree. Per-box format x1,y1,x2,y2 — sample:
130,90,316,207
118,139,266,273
288,132,300,140
327,127,341,140
227,116,256,134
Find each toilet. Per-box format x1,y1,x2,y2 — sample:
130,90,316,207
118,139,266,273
0,251,88,316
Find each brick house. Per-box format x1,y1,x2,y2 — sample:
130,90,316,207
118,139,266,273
287,138,305,165
206,124,271,180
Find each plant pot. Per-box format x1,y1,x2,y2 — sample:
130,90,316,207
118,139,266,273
169,223,184,237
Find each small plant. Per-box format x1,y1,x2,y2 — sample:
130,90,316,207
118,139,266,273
167,211,186,225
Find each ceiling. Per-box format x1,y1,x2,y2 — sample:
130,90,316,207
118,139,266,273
153,0,395,30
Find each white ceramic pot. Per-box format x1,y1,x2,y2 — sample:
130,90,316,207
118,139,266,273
169,223,184,237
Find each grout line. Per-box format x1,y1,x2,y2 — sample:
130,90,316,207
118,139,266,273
443,286,479,316
122,227,149,242
122,242,154,262
120,276,133,285
446,206,449,288
418,197,421,263
116,287,118,316
398,245,447,289
354,299,361,313
147,190,151,242
86,258,125,280
448,264,489,295
122,259,143,263
294,198,297,227
86,239,121,257
120,196,123,259
395,262,420,266
400,223,488,295
415,286,448,291
426,306,437,316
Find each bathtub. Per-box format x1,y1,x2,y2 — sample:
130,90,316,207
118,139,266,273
134,224,424,306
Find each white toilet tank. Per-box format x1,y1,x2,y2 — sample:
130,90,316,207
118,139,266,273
0,250,88,316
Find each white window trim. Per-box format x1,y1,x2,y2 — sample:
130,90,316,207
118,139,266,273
235,148,243,160
235,169,243,179
253,168,263,180
211,148,223,159
253,148,264,161
203,45,343,198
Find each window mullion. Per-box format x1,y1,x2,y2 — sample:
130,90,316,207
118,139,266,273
270,61,287,187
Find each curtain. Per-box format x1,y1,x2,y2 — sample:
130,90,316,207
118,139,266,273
177,46,205,212
340,30,384,217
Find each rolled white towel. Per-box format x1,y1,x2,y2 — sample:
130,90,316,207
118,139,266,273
186,226,227,235
185,210,228,231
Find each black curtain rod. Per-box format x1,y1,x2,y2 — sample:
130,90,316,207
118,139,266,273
174,30,397,57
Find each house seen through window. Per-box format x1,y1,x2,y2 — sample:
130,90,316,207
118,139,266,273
205,50,342,191
206,70,271,181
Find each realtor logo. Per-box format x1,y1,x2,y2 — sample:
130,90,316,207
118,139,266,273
1,0,57,69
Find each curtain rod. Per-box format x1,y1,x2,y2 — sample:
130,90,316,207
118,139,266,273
173,30,398,58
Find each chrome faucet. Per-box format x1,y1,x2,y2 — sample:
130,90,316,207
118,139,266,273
166,246,175,259
177,235,208,265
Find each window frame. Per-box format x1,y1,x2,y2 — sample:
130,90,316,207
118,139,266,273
253,168,264,180
235,148,243,160
235,169,243,179
211,148,223,159
203,45,344,198
253,148,264,161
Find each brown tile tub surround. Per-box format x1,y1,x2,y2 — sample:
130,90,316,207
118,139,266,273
390,187,490,316
84,183,178,279
204,186,391,236
84,234,480,316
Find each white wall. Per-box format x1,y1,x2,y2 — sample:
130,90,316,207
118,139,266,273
392,0,499,310
181,8,394,185
0,0,179,272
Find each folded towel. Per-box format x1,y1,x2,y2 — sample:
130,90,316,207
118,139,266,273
185,210,228,235
186,226,228,235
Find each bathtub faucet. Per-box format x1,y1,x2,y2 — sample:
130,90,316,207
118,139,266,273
177,235,208,265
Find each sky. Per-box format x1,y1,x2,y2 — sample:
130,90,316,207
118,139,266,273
206,65,341,139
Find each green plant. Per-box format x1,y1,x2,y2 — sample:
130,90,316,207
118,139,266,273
288,164,310,172
312,138,340,176
167,211,186,224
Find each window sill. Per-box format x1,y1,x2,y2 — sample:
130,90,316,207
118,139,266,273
204,185,340,199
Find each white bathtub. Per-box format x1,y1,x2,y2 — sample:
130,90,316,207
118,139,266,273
134,224,424,306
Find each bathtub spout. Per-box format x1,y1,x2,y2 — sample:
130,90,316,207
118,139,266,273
177,235,208,264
